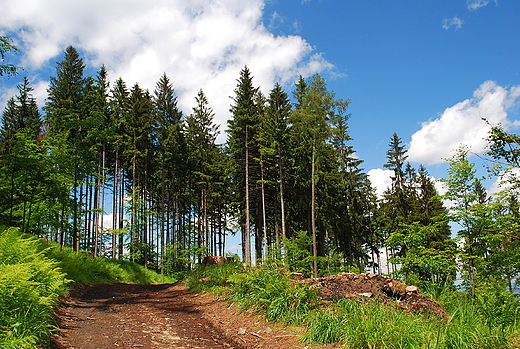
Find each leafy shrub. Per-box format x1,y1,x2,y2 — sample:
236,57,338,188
304,299,435,348
0,227,175,348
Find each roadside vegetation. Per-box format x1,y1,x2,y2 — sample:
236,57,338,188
0,227,175,349
186,262,520,349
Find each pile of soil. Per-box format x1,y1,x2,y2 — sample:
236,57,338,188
306,272,447,318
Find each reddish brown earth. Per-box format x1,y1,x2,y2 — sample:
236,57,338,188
50,282,333,349
49,273,444,349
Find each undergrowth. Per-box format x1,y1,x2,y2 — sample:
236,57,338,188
187,263,520,349
0,227,175,348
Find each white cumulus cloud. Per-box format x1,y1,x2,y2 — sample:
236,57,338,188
368,168,393,199
408,81,520,165
0,0,333,143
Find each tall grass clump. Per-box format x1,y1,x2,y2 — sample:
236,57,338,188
0,228,68,348
304,299,438,348
227,266,317,325
437,288,520,349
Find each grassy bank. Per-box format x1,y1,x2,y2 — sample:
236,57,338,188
0,227,175,348
186,263,520,349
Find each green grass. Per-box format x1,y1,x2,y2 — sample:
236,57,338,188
0,228,176,348
186,263,520,349
184,260,243,293
44,243,175,284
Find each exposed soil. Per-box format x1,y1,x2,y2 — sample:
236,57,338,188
49,282,332,349
49,273,445,348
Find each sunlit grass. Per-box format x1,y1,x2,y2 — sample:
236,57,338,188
186,263,520,349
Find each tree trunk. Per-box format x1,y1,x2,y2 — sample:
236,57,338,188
260,162,268,260
244,127,251,264
311,136,318,278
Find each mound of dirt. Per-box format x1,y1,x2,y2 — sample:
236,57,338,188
306,272,447,318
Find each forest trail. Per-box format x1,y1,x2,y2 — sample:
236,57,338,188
50,282,322,349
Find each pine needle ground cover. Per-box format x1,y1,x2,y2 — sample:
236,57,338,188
188,263,520,349
0,228,175,348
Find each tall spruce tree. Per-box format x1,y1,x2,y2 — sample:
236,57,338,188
44,46,88,250
152,73,184,265
260,83,291,251
381,133,416,259
123,83,154,264
109,77,131,258
186,89,222,256
329,102,378,266
227,66,259,263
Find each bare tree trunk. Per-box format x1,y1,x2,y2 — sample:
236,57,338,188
131,156,136,262
112,151,119,259
160,168,166,273
311,137,318,278
260,162,268,260
101,145,106,256
244,127,251,264
278,147,286,243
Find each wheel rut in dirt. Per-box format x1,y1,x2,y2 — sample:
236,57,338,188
50,282,310,349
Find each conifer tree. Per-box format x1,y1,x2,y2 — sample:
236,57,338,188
44,46,88,250
152,73,186,265
123,83,154,264
266,83,291,247
227,66,259,263
381,133,416,259
109,77,131,257
329,102,377,265
186,89,223,256
0,77,44,230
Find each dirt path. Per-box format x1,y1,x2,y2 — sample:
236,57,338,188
50,283,319,349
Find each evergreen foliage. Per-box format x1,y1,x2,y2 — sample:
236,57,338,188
0,45,519,297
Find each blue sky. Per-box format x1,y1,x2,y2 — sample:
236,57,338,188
264,0,520,174
1,0,519,197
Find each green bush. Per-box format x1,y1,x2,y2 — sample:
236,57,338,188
304,299,436,348
438,290,520,349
